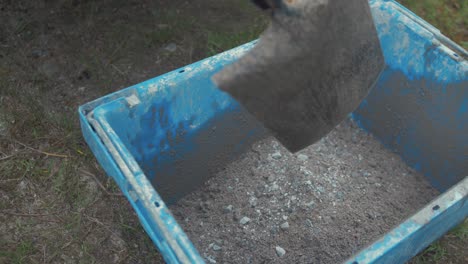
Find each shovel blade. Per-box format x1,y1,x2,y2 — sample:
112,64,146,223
212,0,384,152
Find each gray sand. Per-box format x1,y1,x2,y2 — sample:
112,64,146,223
170,119,439,263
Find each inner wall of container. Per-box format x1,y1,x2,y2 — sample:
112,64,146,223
97,70,266,204
353,66,467,192
98,66,466,206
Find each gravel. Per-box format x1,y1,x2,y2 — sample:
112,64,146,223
209,243,222,252
297,154,309,162
239,217,251,225
171,119,439,263
206,256,217,263
275,246,286,257
280,222,290,230
223,205,233,213
271,151,282,160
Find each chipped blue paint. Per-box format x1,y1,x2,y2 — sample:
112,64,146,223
79,1,467,263
90,42,256,184
79,42,257,264
369,0,466,83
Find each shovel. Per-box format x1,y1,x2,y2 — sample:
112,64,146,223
212,0,385,152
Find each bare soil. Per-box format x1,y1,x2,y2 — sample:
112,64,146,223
0,1,264,263
171,119,439,264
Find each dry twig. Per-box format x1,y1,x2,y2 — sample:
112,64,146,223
80,169,123,197
2,137,69,158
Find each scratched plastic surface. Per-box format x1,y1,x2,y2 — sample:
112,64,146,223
79,1,467,263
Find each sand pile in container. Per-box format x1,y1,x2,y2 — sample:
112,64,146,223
170,119,439,264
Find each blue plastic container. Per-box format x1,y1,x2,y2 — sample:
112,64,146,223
79,1,467,263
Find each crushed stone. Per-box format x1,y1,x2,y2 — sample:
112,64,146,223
171,119,439,263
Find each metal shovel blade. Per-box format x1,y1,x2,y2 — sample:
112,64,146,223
212,0,384,152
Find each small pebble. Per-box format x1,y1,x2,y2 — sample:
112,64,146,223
212,244,221,251
304,200,315,208
249,197,258,207
206,256,217,263
275,246,286,257
17,181,27,192
271,152,282,160
300,166,312,176
223,205,233,213
270,183,279,191
336,191,344,199
239,216,251,225
270,226,279,235
164,43,177,52
297,154,309,161
280,222,289,230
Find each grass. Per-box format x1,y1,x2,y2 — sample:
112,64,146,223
0,241,35,264
411,219,468,263
451,219,468,240
399,0,467,49
413,241,448,263
5,2,222,264
206,17,267,56
144,10,196,48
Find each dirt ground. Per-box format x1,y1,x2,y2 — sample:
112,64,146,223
0,0,466,263
0,1,265,263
